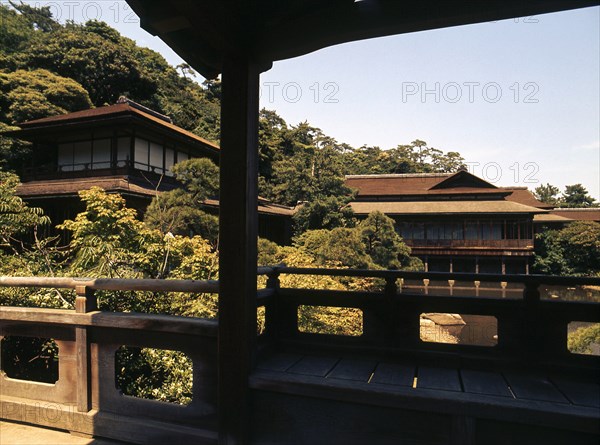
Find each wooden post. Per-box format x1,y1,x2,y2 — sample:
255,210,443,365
382,276,397,345
523,282,541,359
218,54,260,445
265,269,281,343
75,285,95,413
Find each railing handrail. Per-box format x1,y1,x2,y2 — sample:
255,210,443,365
267,266,600,286
0,276,219,293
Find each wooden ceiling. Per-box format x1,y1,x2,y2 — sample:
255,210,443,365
126,0,599,78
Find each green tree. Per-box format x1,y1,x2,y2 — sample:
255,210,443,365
358,211,411,269
0,3,36,56
295,228,372,269
144,158,219,246
0,69,92,124
0,170,50,247
533,221,600,276
292,196,355,234
7,1,60,33
561,184,597,208
57,187,157,277
19,23,156,106
534,183,561,206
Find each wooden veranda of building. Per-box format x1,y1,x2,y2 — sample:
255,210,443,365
1,1,599,444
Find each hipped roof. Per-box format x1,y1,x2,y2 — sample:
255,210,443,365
4,102,220,159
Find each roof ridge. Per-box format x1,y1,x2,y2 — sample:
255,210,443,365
117,96,173,123
345,173,450,179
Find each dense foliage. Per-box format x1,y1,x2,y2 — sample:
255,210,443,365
534,183,598,208
533,221,600,276
144,158,219,247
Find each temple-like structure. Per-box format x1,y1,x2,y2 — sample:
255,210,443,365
347,171,548,274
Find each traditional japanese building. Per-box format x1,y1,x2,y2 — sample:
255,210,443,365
3,98,294,243
346,171,551,274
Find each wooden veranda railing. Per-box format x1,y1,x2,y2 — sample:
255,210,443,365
256,268,600,374
0,277,219,444
0,271,598,444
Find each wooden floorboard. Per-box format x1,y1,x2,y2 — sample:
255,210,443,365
416,366,462,392
461,369,513,398
504,374,569,404
287,355,340,377
551,377,600,408
256,353,302,372
370,363,415,387
258,352,598,412
327,358,377,382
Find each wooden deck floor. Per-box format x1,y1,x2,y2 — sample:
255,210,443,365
248,352,600,444
254,352,599,408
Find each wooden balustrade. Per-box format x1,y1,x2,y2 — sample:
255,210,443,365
0,277,219,444
0,271,598,443
258,267,600,374
404,239,533,248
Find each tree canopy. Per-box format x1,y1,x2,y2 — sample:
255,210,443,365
534,182,598,208
533,221,600,276
144,158,220,246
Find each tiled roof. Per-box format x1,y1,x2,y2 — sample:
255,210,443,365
349,200,547,215
533,213,572,222
504,187,551,209
345,172,506,198
549,208,600,222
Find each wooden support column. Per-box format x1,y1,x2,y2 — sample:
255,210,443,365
75,285,96,413
218,55,260,445
523,282,541,359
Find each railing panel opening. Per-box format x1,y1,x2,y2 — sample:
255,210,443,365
568,322,600,356
403,279,523,299
115,346,194,405
0,336,58,383
420,313,498,346
298,306,363,336
257,306,266,335
541,285,600,302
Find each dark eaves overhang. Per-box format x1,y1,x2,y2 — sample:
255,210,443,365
126,0,599,79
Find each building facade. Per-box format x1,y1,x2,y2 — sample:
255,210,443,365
346,171,553,274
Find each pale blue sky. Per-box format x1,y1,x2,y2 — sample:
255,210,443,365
17,2,600,199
